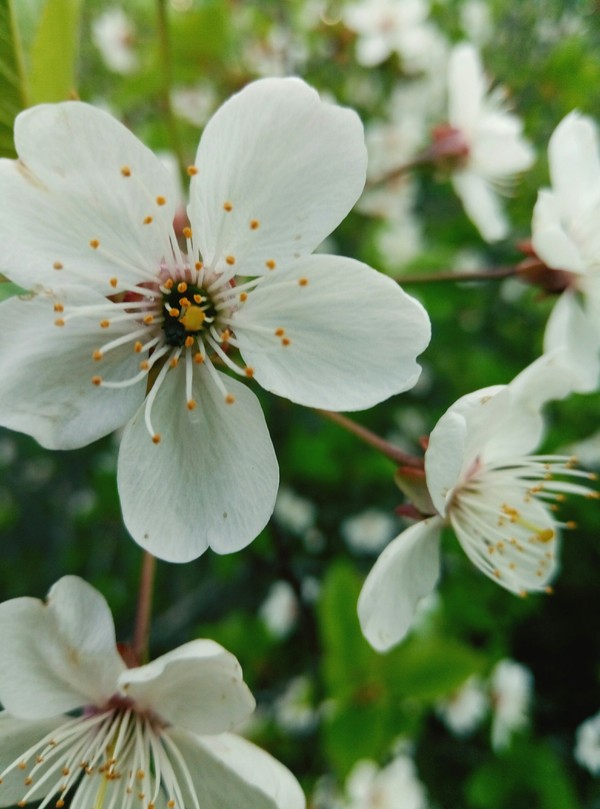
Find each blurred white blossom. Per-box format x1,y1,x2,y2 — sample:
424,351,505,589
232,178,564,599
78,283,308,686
342,508,398,554
259,580,299,639
91,8,138,74
574,710,600,775
437,675,489,736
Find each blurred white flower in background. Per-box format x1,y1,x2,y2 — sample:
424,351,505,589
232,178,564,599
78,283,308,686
274,487,317,537
340,755,429,809
490,659,533,750
574,710,600,774
91,7,138,74
259,580,299,640
437,675,489,737
273,676,319,735
342,508,398,554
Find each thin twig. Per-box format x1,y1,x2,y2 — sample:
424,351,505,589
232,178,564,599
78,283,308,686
316,409,423,468
394,266,519,284
133,551,157,665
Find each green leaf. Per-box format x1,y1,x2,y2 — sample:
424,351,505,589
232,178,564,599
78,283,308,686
29,0,82,104
0,282,25,302
0,0,27,157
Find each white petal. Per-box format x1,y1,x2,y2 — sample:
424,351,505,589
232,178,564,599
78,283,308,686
425,411,469,516
0,102,176,293
472,115,535,177
357,518,443,652
0,577,124,719
448,43,485,134
117,363,279,562
548,111,600,220
452,170,509,242
119,640,255,735
543,292,600,393
189,78,366,276
233,255,431,410
167,729,301,809
531,189,586,273
0,713,66,807
0,287,146,449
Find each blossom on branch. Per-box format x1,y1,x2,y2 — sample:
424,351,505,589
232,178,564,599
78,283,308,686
441,42,535,242
0,576,304,809
358,356,596,651
0,78,430,562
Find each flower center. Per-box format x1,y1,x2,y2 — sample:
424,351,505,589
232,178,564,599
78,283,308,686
161,279,218,347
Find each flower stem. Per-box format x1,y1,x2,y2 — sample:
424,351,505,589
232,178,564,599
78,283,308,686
133,551,157,665
316,409,423,468
395,266,519,284
156,0,187,184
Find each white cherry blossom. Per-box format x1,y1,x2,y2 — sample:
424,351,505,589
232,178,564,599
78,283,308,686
445,43,535,242
0,78,431,562
574,710,600,774
490,659,533,751
358,356,595,651
0,576,305,809
532,111,600,392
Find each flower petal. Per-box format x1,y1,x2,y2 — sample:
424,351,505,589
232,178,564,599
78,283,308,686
189,78,366,276
0,577,125,719
0,287,146,449
548,111,600,221
544,291,600,394
233,254,431,410
531,189,586,273
117,363,279,562
0,713,66,807
358,517,443,652
425,410,469,516
448,43,486,134
167,729,303,809
119,640,255,735
452,170,508,242
0,102,176,293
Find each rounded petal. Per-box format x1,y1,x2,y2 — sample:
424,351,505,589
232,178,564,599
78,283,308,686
233,255,431,410
117,363,279,562
0,102,176,293
548,111,600,220
0,577,125,719
425,410,469,516
119,640,254,735
0,713,67,807
358,517,443,652
167,729,303,809
452,170,508,242
0,287,146,449
472,115,534,177
531,189,586,273
448,43,485,134
189,78,366,276
544,291,600,393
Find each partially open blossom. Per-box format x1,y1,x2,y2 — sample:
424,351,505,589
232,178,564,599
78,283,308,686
532,111,600,392
0,576,305,809
443,43,535,242
0,78,430,562
358,356,596,651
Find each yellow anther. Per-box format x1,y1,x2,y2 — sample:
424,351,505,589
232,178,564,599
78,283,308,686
179,297,191,308
143,315,154,325
566,521,577,529
100,320,110,328
282,337,291,346
240,292,248,302
250,219,260,229
221,329,232,343
169,357,179,368
245,367,254,378
121,166,132,177
226,255,235,265
167,801,176,808
54,318,65,327
109,277,118,288
537,529,555,543
62,768,70,777
156,196,167,206
193,294,203,304
91,376,102,386
152,434,161,444
177,281,188,293
143,216,153,225
298,277,309,286
274,327,285,337
140,361,149,371
223,201,233,212
164,278,174,290
195,261,203,270
187,400,197,410
187,165,198,176
265,259,276,270
225,394,235,404
53,303,64,313
184,336,194,348
92,350,103,361
182,227,192,239
545,586,554,594
24,777,32,785
169,308,180,318
53,261,63,270
180,306,206,332
90,239,100,249
194,352,204,364
134,342,143,353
